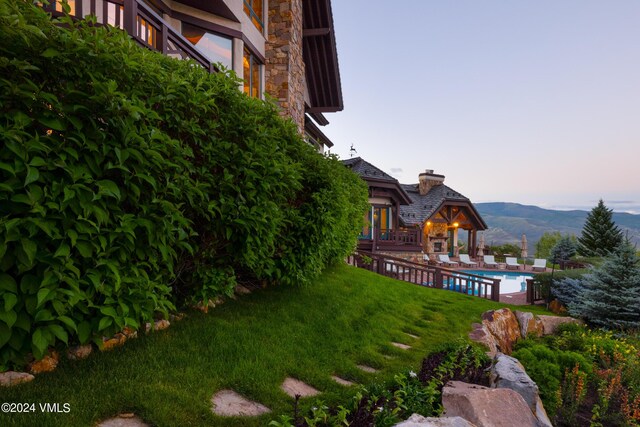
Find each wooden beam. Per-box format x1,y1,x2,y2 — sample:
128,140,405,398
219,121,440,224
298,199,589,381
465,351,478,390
303,28,330,37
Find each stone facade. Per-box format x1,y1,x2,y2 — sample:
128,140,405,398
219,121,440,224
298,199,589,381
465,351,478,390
265,0,306,133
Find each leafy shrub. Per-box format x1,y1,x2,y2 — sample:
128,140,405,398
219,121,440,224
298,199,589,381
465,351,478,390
534,269,587,302
0,1,368,368
513,325,640,426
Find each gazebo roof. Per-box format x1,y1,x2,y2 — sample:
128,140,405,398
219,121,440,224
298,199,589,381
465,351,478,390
399,183,488,229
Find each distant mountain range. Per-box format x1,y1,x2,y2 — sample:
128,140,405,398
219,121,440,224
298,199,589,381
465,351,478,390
473,202,640,252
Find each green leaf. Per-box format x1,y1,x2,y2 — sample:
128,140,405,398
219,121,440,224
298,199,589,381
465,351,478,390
4,293,18,312
32,328,49,358
0,162,15,176
0,309,17,328
36,288,53,308
48,324,68,344
100,307,118,318
0,323,10,348
76,241,93,258
54,243,70,258
77,321,91,344
34,309,54,322
38,116,66,131
98,316,113,331
20,238,37,266
0,274,17,293
41,48,61,58
57,316,77,333
96,180,121,200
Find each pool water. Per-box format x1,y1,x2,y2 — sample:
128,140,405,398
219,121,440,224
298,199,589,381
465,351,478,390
460,270,533,294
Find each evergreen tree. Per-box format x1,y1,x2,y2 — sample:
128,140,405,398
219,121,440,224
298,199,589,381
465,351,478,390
549,235,577,263
569,241,640,330
577,199,623,256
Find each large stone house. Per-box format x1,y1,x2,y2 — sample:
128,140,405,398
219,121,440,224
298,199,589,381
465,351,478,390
343,157,488,260
43,0,342,151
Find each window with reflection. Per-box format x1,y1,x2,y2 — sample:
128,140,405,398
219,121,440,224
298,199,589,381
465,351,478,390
243,0,263,32
243,48,261,98
182,23,233,70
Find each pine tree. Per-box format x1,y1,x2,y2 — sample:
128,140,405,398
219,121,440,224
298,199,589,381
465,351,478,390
570,241,640,330
549,235,577,263
577,199,623,256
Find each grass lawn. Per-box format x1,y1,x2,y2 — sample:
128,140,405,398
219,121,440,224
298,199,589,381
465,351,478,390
0,264,549,426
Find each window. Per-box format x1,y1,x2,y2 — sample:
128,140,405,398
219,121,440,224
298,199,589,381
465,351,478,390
182,23,233,70
243,48,262,98
243,0,263,32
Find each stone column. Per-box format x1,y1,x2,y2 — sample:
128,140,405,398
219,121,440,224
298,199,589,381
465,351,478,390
265,0,305,133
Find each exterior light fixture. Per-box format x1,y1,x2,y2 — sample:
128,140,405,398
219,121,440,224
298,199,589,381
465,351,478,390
453,222,459,228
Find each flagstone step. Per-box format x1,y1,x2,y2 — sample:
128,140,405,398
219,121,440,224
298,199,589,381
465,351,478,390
281,377,320,398
357,364,378,373
97,414,149,427
211,389,270,416
331,375,355,386
391,342,412,350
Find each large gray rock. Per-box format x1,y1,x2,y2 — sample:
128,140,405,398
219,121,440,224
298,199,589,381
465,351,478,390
490,354,552,427
442,381,540,427
395,414,477,426
514,311,544,339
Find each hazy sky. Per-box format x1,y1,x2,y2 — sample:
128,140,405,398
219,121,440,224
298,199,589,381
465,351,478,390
323,1,640,213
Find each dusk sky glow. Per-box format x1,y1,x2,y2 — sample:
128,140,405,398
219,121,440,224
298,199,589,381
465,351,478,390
324,1,640,213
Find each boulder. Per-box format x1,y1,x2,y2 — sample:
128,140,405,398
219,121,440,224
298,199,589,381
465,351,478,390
481,309,521,354
27,350,59,374
537,315,582,335
490,354,552,427
67,344,93,361
0,371,35,387
514,311,544,339
468,322,498,356
102,333,127,351
122,327,138,339
548,299,567,315
154,319,170,331
395,414,477,426
442,381,539,427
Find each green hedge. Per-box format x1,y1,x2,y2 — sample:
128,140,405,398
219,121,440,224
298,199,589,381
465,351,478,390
0,1,368,368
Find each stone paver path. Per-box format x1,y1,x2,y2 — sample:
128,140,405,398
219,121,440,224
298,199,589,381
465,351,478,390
391,342,411,350
357,364,378,373
281,377,320,398
97,414,149,427
405,333,419,339
211,390,270,416
331,375,355,386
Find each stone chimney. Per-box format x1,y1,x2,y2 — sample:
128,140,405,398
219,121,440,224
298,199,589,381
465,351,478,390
418,169,445,195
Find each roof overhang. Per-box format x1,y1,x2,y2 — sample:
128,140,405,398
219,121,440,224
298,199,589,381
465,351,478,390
425,200,488,230
173,0,239,22
303,0,343,113
304,116,334,148
361,177,413,205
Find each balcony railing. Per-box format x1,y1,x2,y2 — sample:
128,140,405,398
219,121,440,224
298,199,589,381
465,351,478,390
359,228,422,248
347,251,501,301
43,0,217,73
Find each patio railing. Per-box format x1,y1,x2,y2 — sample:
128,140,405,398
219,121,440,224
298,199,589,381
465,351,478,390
42,0,216,73
358,228,423,251
347,251,500,301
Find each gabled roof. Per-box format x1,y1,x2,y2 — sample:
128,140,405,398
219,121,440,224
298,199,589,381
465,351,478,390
399,183,488,229
303,0,343,113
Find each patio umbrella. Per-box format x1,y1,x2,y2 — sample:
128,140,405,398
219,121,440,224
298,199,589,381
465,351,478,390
520,234,528,259
477,233,485,257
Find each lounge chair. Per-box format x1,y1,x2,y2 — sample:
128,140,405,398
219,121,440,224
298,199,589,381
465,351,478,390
505,257,521,270
483,255,499,268
532,259,547,272
437,254,459,267
459,254,478,267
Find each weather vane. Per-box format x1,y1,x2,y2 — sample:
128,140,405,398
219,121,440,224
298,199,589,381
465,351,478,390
349,144,357,158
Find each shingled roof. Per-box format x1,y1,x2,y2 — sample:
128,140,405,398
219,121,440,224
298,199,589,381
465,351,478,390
342,157,398,182
399,183,471,226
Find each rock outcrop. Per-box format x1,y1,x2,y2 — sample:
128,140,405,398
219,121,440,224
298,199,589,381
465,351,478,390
442,381,540,427
396,413,477,426
490,354,552,427
480,308,521,354
537,315,581,335
514,311,544,339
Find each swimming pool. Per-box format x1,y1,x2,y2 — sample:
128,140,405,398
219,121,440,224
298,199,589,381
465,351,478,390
461,270,534,294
